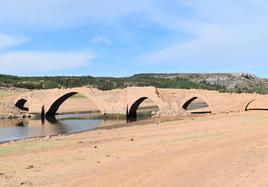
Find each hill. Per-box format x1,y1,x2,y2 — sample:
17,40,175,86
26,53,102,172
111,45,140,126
0,73,267,94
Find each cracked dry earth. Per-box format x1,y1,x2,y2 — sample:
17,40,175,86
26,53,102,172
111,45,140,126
1,111,268,187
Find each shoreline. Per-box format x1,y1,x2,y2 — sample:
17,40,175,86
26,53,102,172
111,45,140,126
0,112,217,146
0,115,191,145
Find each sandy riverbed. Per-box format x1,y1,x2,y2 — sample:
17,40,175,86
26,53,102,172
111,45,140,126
1,111,268,187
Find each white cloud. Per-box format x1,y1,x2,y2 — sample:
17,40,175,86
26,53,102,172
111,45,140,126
0,34,27,49
141,24,268,63
91,35,111,45
138,0,268,71
0,0,267,76
0,51,93,75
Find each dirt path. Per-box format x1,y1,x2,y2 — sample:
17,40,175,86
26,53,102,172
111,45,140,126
1,111,268,187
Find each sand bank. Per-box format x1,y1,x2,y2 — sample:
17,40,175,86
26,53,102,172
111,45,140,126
1,111,268,187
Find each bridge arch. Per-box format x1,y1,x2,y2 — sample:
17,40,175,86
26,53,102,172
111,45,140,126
180,96,211,114
127,96,160,122
46,91,102,116
15,98,29,111
245,99,256,111
245,98,268,111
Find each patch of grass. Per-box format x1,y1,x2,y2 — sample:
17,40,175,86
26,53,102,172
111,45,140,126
0,139,74,156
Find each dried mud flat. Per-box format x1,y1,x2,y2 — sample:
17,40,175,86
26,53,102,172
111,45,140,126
1,111,268,187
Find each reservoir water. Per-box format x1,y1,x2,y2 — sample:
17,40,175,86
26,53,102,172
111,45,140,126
0,99,209,143
0,113,126,143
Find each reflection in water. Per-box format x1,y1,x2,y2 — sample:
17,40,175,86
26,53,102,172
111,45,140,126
16,121,26,127
0,101,209,143
0,113,125,143
45,115,58,124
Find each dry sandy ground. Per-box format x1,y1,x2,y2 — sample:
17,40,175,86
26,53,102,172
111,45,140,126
1,111,268,187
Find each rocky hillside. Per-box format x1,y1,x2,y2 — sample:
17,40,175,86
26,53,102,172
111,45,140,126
149,73,268,93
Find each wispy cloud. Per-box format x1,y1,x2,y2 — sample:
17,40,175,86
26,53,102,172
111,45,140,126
140,24,268,64
0,0,267,76
0,51,93,75
0,34,27,49
137,0,268,74
91,35,111,45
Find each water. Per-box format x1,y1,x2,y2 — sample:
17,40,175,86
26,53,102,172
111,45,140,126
0,113,125,143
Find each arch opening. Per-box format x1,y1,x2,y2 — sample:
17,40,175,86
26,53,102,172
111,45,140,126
46,92,101,116
182,97,211,114
15,99,29,111
245,99,268,111
128,97,160,122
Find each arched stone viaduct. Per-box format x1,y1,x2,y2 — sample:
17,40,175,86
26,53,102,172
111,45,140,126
11,87,268,120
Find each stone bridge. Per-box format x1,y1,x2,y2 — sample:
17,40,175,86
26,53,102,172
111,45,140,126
11,87,268,121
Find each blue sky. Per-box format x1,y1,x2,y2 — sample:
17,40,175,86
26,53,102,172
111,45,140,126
0,0,267,77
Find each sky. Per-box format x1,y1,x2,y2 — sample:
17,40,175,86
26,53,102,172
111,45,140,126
0,0,267,77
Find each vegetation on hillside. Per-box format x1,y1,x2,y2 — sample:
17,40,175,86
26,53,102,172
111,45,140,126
0,74,267,94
